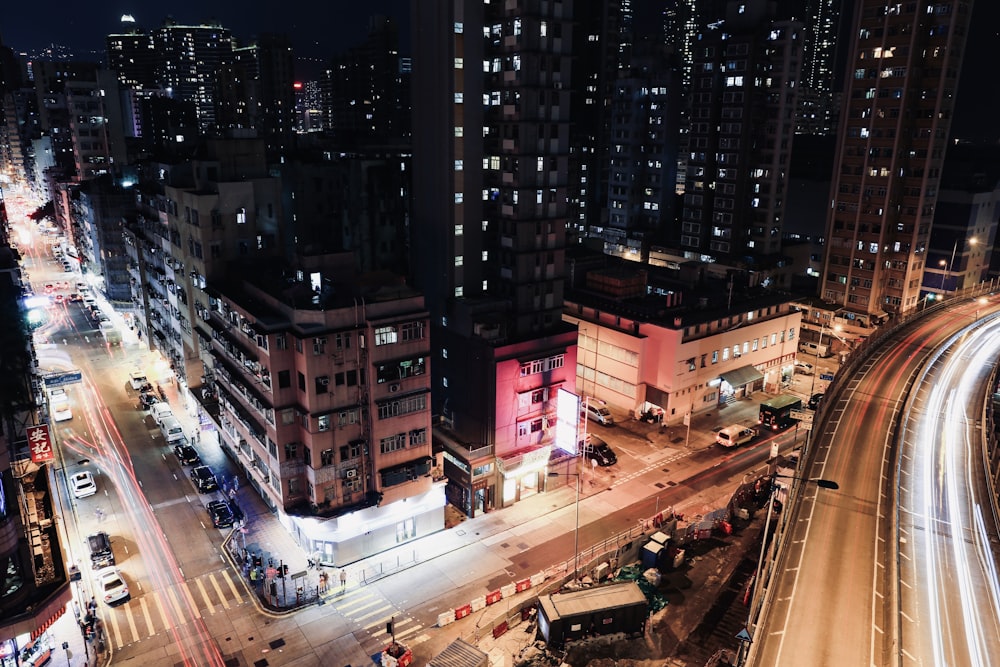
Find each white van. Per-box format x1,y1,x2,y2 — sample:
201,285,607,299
584,403,614,426
159,416,186,444
129,370,148,390
716,424,757,448
150,402,173,425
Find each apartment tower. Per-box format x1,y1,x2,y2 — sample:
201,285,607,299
819,0,974,320
411,1,579,516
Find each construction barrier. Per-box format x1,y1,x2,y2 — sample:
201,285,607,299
437,610,456,627
515,578,532,593
485,589,502,605
454,603,472,620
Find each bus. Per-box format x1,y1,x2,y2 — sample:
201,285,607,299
759,394,802,431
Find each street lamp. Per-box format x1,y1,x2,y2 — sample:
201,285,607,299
739,473,838,666
808,323,840,398
548,469,582,582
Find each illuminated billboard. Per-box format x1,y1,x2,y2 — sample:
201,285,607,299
555,388,582,455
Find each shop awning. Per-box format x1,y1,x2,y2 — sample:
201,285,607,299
720,365,763,387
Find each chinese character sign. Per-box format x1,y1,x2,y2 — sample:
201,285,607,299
28,425,54,463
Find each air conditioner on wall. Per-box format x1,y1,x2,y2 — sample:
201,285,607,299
346,469,358,478
389,382,401,393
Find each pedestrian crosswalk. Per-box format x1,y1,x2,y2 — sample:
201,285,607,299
319,585,431,656
103,569,433,655
103,568,248,649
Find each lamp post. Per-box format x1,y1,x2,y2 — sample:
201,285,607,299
739,474,838,666
548,469,582,582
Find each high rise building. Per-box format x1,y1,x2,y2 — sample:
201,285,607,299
411,1,579,517
321,15,410,148
601,41,682,262
154,19,234,132
219,34,296,157
796,0,843,135
106,15,157,89
819,0,974,321
682,1,803,264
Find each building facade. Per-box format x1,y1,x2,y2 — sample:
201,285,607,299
411,0,579,517
198,256,440,564
819,0,974,318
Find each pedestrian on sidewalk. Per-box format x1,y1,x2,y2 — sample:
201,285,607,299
339,568,347,589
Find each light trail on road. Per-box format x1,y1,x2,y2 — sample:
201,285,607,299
898,311,1000,666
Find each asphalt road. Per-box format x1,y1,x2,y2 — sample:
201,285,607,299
749,295,1000,666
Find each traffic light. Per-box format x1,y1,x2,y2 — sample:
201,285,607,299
283,564,289,578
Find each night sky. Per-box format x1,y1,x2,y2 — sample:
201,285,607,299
1,1,996,142
0,1,411,76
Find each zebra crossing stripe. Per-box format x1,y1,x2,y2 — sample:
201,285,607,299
152,590,172,632
208,574,230,610
179,581,202,619
139,596,156,637
194,577,215,614
219,569,242,602
124,599,140,642
163,584,186,623
107,603,124,649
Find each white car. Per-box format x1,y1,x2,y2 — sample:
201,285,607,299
794,361,814,375
52,398,72,422
94,566,130,605
70,471,97,499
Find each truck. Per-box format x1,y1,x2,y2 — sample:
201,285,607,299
758,394,802,431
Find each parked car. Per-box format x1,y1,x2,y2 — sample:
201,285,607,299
94,566,129,605
70,471,96,499
207,500,234,528
794,361,814,375
190,466,218,493
138,392,159,409
174,444,201,466
583,402,615,426
585,436,618,466
808,393,825,410
86,532,115,568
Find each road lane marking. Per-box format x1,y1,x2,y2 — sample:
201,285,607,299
125,599,140,642
209,573,230,610
195,576,215,613
139,596,156,637
220,569,242,602
180,580,202,618
353,602,395,622
164,583,186,623
107,606,124,648
152,590,172,631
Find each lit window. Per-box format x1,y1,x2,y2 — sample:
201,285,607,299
454,286,463,297
454,92,464,104
482,251,488,261
236,207,247,224
454,126,464,137
454,57,463,68
455,193,464,203
455,255,464,266
454,224,463,236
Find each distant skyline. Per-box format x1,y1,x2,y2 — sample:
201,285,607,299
1,1,996,142
1,1,410,77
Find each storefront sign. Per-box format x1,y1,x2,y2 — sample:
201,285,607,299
28,425,54,463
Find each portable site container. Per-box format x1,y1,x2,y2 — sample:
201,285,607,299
537,581,649,649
